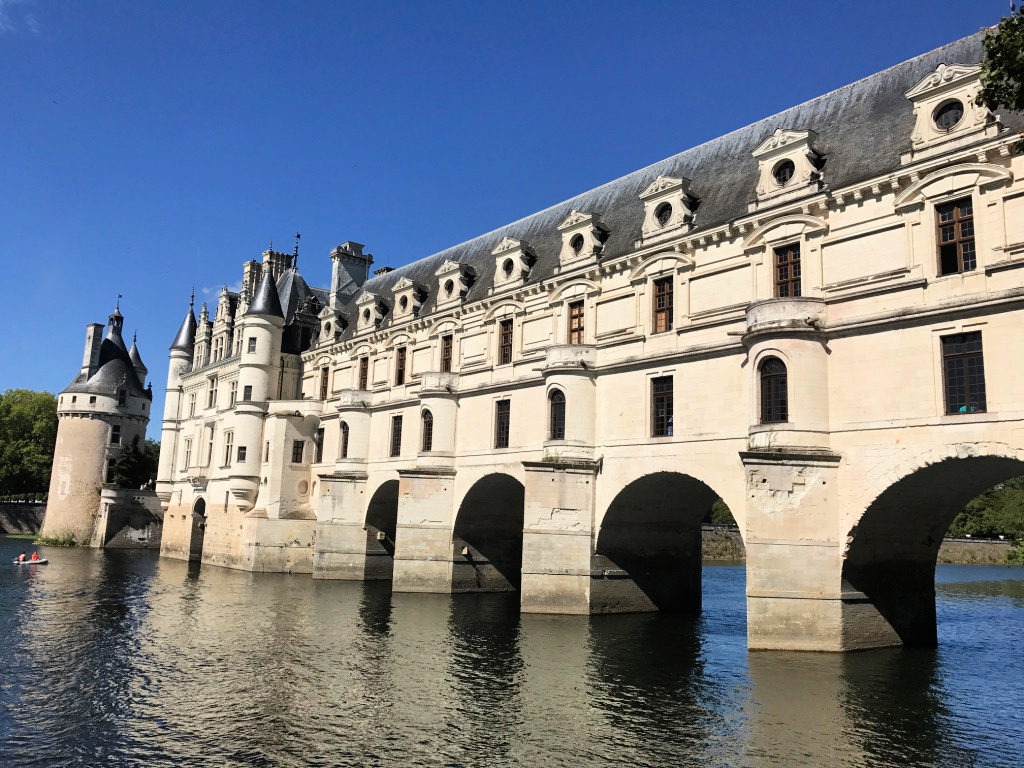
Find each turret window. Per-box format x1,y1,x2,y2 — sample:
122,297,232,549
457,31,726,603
184,438,192,468
243,385,252,402
340,421,350,459
549,389,565,440
223,431,234,466
237,446,247,462
421,410,433,452
110,424,121,445
291,440,305,464
759,357,788,424
118,389,127,406
247,337,257,353
390,415,403,457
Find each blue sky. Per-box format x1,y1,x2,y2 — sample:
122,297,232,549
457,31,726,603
0,0,1006,436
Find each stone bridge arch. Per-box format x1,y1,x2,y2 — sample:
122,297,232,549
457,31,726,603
452,472,526,593
841,441,1024,648
592,470,731,613
363,478,399,580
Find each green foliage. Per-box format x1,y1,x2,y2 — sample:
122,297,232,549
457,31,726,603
0,389,58,493
36,531,77,547
111,436,160,489
947,476,1024,540
1007,541,1024,565
978,7,1024,116
704,498,737,527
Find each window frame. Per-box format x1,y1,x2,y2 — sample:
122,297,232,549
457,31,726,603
319,366,330,400
394,347,407,385
498,318,514,365
651,376,673,437
421,409,434,452
390,415,403,457
339,421,350,459
291,439,304,464
941,331,987,414
773,243,801,298
440,334,454,373
314,427,325,463
549,389,566,441
223,431,234,466
494,399,511,448
936,197,976,276
759,357,789,424
567,300,585,344
652,276,673,334
358,356,370,390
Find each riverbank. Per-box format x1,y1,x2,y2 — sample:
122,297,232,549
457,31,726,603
0,502,44,535
700,527,1015,565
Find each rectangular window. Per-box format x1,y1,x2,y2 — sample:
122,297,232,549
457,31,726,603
291,440,304,464
110,424,121,445
937,197,976,276
206,428,214,466
242,385,252,402
184,438,192,468
229,381,238,407
774,244,801,298
207,377,218,409
494,399,511,449
237,446,247,463
440,334,454,373
320,367,330,400
264,441,270,462
247,337,257,353
395,347,407,385
340,423,349,459
390,415,403,457
90,396,97,404
223,431,234,466
359,357,369,390
653,277,673,333
568,300,585,344
188,393,196,417
942,332,986,414
651,376,674,437
499,318,514,365
118,389,127,406
314,427,325,463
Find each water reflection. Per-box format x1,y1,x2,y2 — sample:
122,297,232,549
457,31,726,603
1,540,1021,768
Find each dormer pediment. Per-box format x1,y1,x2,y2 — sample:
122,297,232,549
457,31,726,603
355,291,386,332
491,237,535,290
392,277,427,320
435,259,475,307
750,128,824,210
637,175,698,243
557,210,608,266
904,63,981,99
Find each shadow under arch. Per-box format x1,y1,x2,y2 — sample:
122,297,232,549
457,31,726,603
188,497,206,563
452,473,525,592
364,479,399,580
843,452,1024,647
594,471,720,613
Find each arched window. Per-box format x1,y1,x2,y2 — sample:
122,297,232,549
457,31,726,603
421,409,433,452
759,357,788,424
339,421,350,459
549,389,566,440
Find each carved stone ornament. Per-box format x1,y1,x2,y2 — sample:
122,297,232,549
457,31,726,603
904,63,982,99
558,210,593,230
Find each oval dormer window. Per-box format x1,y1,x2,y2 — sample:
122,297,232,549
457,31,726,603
655,202,672,227
933,99,964,131
773,159,795,186
444,279,455,296
399,296,408,311
570,233,585,255
502,258,515,277
362,308,371,321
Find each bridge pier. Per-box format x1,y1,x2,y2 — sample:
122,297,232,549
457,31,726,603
391,468,457,593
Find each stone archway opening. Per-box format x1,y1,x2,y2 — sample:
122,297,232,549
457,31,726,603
188,497,207,563
364,480,399,580
594,472,721,613
843,453,1024,648
452,474,525,593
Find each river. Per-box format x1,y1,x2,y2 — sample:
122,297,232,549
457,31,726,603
0,538,1021,767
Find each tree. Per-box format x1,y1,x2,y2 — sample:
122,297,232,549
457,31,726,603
111,436,160,489
978,7,1024,119
0,389,58,493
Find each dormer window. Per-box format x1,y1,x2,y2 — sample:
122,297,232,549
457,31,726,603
444,279,455,296
558,210,607,265
399,297,408,311
392,277,426,321
355,292,386,332
637,176,696,245
491,237,535,290
903,63,997,162
434,259,475,308
751,129,823,210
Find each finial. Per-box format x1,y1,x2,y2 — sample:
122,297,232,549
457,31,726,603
190,287,195,308
294,232,301,268
133,331,137,344
116,293,123,310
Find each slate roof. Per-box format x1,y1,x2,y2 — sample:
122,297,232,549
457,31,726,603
314,30,1019,341
248,270,284,318
170,306,198,352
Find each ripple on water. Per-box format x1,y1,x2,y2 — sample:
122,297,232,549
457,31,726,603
0,541,1021,768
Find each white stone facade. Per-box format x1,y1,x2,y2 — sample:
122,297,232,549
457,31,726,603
156,32,1024,651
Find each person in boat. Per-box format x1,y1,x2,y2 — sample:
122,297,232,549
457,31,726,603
30,551,40,561
16,552,26,562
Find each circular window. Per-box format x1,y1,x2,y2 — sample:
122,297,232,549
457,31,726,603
570,233,585,255
399,296,408,311
933,99,964,131
298,480,309,496
773,159,795,186
362,308,370,321
502,258,515,277
444,279,454,296
655,202,672,226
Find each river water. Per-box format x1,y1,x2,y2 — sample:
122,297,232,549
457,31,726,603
0,538,1021,768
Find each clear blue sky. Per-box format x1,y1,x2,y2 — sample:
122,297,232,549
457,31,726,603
0,0,1007,436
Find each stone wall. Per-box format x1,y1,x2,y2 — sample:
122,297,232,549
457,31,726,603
0,502,44,535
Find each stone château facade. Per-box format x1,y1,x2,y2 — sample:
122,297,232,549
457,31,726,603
155,31,1024,651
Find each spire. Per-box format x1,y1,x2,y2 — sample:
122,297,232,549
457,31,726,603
106,299,126,351
247,268,284,318
129,333,148,377
294,232,301,270
170,293,198,353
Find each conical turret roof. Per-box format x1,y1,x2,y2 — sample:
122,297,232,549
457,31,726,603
129,335,147,374
247,269,284,318
170,303,198,352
